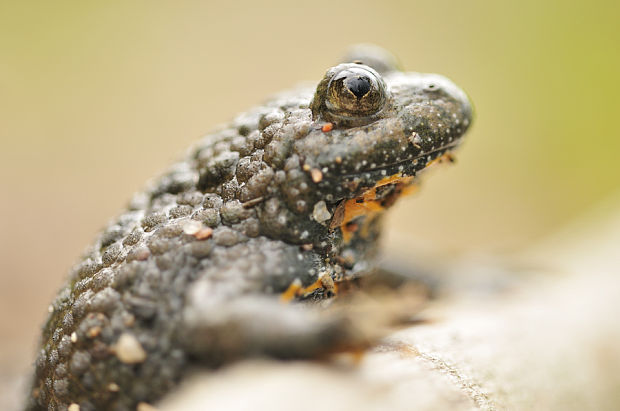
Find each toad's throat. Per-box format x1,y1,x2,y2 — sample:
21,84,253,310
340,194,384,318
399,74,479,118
330,173,416,243
330,152,454,243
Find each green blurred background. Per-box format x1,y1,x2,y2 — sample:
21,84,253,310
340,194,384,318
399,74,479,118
1,0,619,393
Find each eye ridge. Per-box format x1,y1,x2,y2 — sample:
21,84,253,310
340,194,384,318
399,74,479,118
310,63,390,127
328,69,381,115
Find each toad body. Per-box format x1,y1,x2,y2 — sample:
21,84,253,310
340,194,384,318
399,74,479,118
27,46,472,410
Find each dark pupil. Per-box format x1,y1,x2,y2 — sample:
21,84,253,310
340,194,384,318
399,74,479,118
344,76,371,99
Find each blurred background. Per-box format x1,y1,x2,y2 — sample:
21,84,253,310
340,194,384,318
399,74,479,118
1,0,619,405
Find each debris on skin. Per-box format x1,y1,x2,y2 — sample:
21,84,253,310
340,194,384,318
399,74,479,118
310,168,323,183
112,333,147,364
182,220,213,240
182,220,202,235
242,196,265,208
312,201,331,223
194,226,213,240
408,131,422,149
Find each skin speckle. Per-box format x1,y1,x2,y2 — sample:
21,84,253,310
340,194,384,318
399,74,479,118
27,45,472,410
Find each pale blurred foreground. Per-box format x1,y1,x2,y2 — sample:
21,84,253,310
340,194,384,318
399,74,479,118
3,203,619,411
155,197,620,411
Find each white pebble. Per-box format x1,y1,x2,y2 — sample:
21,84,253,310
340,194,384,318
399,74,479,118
113,333,147,364
312,201,331,223
182,220,203,235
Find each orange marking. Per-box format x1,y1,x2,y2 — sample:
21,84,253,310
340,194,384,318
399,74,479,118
338,173,415,243
375,173,408,187
425,152,455,168
321,123,334,132
279,274,335,303
299,277,327,296
280,279,302,303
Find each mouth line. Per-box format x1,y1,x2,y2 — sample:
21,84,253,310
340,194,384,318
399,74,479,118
338,142,460,179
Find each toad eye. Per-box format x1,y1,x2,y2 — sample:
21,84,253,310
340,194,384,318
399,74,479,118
311,63,389,127
326,67,386,117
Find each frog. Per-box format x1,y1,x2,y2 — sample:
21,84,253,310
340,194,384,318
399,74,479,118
26,45,472,411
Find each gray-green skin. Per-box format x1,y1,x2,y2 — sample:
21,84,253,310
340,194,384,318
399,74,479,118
27,46,472,410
